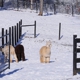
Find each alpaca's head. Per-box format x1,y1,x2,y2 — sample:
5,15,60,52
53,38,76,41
46,40,52,48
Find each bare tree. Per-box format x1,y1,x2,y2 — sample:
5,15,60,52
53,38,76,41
31,0,33,10
39,0,43,16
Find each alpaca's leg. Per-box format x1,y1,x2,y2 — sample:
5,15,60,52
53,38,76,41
16,52,21,61
19,52,21,61
21,52,25,61
46,57,50,63
4,55,7,63
40,56,43,63
43,56,46,63
10,57,12,63
9,54,12,63
21,46,25,61
18,54,21,61
14,53,18,62
40,56,46,63
4,53,8,63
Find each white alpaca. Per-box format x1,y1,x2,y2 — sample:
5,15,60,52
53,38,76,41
39,41,52,63
0,45,18,63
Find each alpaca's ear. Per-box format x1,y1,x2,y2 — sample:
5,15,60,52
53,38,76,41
46,41,49,47
49,43,52,48
48,40,51,42
48,40,52,48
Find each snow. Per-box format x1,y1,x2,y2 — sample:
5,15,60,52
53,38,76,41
0,9,80,80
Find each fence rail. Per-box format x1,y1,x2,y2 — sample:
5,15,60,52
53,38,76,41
21,20,36,38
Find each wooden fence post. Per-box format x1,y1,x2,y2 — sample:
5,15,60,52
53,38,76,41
9,27,11,45
2,28,4,48
59,23,61,40
17,23,19,42
20,19,22,36
72,4,74,16
19,20,22,39
6,30,8,44
12,26,14,46
18,23,19,41
73,34,77,75
15,26,17,46
19,21,21,38
34,21,36,38
9,27,11,69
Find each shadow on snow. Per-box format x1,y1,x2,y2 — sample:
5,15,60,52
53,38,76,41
0,68,23,78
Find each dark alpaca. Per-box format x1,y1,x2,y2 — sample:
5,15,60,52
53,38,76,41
15,44,25,61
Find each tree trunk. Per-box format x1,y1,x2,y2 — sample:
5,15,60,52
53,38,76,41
39,0,43,16
31,0,33,10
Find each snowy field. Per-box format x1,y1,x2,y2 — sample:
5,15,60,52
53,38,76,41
0,9,80,80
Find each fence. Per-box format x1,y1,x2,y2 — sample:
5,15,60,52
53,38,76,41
21,20,36,38
73,35,80,75
11,20,22,47
1,20,22,47
0,20,22,73
0,27,11,73
0,19,36,73
59,23,61,40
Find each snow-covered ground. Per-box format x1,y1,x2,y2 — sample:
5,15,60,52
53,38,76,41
0,9,80,80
